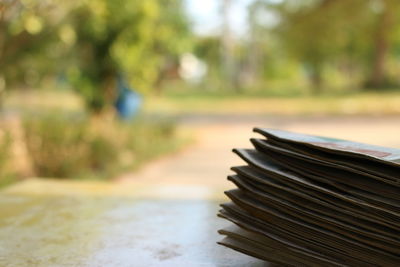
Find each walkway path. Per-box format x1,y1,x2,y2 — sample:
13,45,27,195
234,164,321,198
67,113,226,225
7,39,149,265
116,115,400,190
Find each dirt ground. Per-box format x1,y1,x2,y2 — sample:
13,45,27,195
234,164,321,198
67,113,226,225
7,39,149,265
116,115,400,190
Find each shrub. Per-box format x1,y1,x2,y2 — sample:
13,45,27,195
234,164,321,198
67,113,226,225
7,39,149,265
23,114,182,179
24,116,92,178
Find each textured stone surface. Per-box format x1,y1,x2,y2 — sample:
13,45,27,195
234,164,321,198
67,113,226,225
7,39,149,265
0,179,267,267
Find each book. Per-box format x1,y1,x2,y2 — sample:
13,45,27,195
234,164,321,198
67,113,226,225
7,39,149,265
218,128,400,266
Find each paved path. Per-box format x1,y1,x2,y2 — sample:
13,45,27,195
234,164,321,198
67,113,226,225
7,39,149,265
116,115,400,190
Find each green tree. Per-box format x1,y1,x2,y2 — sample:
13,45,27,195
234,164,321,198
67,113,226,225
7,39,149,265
272,0,351,93
0,0,70,97
271,0,400,92
364,0,400,88
65,0,192,114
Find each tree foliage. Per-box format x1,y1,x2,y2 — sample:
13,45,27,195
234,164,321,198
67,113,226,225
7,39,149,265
269,0,400,92
0,0,192,113
65,0,192,113
2,0,400,105
0,0,70,89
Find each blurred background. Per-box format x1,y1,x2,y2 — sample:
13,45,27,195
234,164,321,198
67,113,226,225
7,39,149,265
1,0,400,188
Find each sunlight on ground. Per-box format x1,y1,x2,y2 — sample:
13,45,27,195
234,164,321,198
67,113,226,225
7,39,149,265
145,92,400,116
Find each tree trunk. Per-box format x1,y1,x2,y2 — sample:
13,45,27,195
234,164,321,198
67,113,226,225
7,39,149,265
243,0,262,88
366,2,391,89
220,0,238,91
308,63,323,95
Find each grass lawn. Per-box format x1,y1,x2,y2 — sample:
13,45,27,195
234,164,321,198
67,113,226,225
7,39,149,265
5,88,400,117
144,91,400,116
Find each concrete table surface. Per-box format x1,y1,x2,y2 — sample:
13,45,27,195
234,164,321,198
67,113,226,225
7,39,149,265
0,179,269,267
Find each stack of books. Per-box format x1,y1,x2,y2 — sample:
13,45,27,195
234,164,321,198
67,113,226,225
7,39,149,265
218,128,400,266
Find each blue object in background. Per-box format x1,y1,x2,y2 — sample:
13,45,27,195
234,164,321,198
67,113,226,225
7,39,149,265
115,76,142,120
